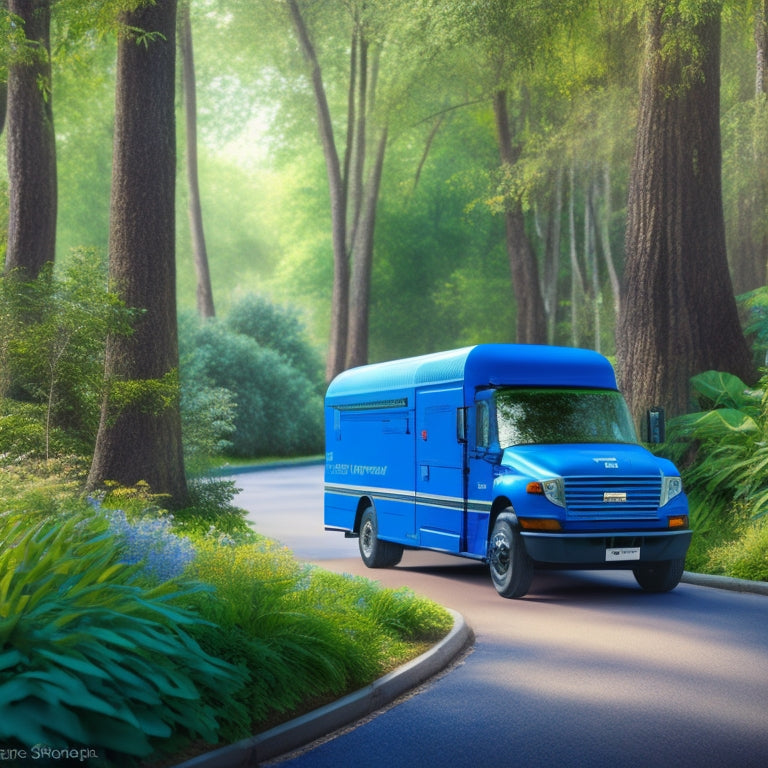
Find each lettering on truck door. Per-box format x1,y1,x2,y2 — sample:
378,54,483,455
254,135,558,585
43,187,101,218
415,387,464,553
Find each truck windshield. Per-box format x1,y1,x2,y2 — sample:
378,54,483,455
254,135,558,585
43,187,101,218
495,388,638,447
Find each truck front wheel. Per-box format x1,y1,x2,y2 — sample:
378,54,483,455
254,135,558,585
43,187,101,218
632,556,685,592
488,511,534,598
358,507,403,568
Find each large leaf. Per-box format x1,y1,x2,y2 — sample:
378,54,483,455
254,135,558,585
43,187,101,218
671,407,758,440
690,370,760,410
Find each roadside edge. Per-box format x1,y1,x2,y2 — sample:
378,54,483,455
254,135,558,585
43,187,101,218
682,571,768,596
174,608,473,768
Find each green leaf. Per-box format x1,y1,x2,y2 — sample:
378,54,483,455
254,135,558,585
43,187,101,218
691,370,759,409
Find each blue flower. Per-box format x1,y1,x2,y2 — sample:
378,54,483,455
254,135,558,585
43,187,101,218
103,508,196,582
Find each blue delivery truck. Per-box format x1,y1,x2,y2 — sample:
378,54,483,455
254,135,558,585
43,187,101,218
324,344,691,598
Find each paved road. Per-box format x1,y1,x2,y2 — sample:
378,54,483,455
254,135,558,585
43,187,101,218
237,465,768,768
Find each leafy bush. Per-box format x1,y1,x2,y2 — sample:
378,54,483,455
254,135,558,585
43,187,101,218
225,293,324,390
0,510,244,762
180,314,323,458
707,517,768,581
666,370,768,529
180,376,236,475
0,253,134,457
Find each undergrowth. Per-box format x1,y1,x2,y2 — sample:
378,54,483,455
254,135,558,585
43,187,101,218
0,464,453,765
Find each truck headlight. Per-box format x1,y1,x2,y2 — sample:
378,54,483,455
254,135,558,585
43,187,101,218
660,475,683,507
526,478,566,507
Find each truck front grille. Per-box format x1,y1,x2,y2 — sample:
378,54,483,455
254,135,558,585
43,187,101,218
564,476,662,520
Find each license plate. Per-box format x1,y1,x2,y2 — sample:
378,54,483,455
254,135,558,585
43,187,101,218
606,547,640,562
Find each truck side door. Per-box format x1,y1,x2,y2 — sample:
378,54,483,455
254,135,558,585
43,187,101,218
415,386,464,553
464,390,497,556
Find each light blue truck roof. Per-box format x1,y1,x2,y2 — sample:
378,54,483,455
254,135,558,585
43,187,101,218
326,344,619,404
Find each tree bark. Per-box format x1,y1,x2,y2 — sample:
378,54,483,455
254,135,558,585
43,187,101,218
88,0,187,505
756,1,768,96
180,1,215,318
4,0,56,279
598,163,621,320
617,3,754,423
346,126,387,369
493,89,547,344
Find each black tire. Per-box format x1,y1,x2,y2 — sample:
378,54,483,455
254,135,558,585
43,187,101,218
632,556,685,593
488,511,534,598
358,506,403,568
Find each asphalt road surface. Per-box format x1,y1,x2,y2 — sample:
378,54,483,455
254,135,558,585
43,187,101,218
236,464,768,768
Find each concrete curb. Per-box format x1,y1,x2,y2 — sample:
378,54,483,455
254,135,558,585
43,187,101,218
174,609,473,768
682,571,768,596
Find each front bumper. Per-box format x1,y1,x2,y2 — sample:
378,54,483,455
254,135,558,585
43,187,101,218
521,529,692,565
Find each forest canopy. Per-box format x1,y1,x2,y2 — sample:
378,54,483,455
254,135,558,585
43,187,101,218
3,0,767,407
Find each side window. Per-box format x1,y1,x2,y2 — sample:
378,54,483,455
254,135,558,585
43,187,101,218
476,401,490,448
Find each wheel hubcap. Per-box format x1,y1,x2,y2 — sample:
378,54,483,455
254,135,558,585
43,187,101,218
361,520,374,557
490,532,510,576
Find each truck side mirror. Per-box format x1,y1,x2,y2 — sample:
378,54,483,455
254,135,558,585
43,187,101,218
646,407,665,444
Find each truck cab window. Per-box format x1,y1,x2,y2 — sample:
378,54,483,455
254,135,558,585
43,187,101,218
495,388,638,447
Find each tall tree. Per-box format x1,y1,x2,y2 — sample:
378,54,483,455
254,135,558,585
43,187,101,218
724,2,768,294
286,0,348,380
4,0,56,279
493,88,547,343
180,0,215,318
286,0,405,376
617,1,754,423
87,0,187,505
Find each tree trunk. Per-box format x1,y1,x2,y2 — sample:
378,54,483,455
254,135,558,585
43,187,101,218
287,0,348,382
617,3,754,423
4,0,56,279
542,168,562,345
598,163,621,321
346,126,387,369
88,0,187,505
492,89,547,345
568,166,585,347
180,1,215,318
756,1,768,96
584,179,601,352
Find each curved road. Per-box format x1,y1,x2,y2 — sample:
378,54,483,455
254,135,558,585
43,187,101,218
236,465,768,768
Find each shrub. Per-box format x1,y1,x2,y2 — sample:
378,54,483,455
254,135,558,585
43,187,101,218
666,370,768,530
706,517,768,581
0,511,244,762
225,293,324,390
180,376,236,476
180,316,323,458
0,253,135,458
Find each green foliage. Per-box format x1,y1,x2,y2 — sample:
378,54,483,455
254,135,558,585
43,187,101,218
0,510,244,762
0,252,135,458
106,369,180,422
181,377,236,475
225,293,324,389
179,310,323,458
706,516,768,582
174,476,254,541
187,537,452,730
666,370,768,530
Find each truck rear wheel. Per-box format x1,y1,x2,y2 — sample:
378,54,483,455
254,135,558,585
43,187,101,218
359,507,403,568
488,511,534,598
632,556,685,592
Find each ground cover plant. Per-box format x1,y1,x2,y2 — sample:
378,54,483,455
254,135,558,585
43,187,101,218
0,464,453,766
